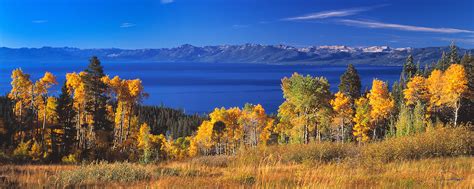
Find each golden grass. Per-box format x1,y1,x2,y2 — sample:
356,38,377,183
0,157,472,188
0,127,471,188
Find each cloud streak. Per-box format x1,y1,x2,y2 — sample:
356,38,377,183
339,19,474,34
120,22,136,28
232,24,249,29
436,36,474,44
161,0,174,4
283,5,384,21
32,20,48,24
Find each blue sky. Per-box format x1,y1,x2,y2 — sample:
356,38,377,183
0,0,473,49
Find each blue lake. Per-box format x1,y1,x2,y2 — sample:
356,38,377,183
0,62,402,114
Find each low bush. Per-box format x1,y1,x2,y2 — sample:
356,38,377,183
53,161,153,186
232,126,473,166
362,126,473,163
191,155,232,167
0,151,11,164
61,154,78,164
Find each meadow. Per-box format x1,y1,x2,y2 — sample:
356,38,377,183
1,126,472,188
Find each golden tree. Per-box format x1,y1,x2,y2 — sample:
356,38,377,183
403,75,429,106
353,97,370,143
35,72,58,136
239,104,273,147
191,120,215,156
331,91,354,142
440,64,468,126
367,79,394,139
8,69,33,141
65,72,88,148
103,76,146,146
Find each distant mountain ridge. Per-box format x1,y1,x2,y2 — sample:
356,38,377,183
0,44,472,65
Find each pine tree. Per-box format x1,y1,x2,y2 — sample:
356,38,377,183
436,51,449,71
57,82,76,155
82,56,112,132
402,55,417,80
459,52,473,123
448,42,460,64
338,64,362,100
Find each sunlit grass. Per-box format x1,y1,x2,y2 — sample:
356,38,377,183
0,126,472,188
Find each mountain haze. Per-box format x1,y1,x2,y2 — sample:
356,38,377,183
1,44,472,65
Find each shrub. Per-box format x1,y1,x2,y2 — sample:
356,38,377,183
12,140,31,162
191,155,232,167
61,154,78,164
53,161,153,186
232,142,357,167
362,126,473,163
0,151,11,164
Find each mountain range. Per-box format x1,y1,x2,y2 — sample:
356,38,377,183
1,44,472,65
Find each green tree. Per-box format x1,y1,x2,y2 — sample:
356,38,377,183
82,56,112,132
395,104,412,137
402,55,417,80
57,82,76,156
81,57,113,160
278,73,331,143
459,52,473,123
412,101,426,133
448,42,460,64
338,64,361,100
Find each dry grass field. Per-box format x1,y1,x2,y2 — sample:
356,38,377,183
0,157,472,188
1,127,472,188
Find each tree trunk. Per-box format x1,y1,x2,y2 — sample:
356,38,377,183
125,104,133,141
454,101,460,127
119,103,124,144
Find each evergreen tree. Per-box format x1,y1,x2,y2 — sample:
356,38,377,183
436,51,450,71
448,42,460,64
338,64,362,100
402,55,417,79
82,56,112,132
459,52,474,123
57,81,76,156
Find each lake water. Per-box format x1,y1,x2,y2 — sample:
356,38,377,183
0,62,402,114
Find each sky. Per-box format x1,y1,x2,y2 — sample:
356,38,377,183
0,0,473,49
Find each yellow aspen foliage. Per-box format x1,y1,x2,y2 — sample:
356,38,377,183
34,72,57,96
194,121,215,153
426,69,444,109
403,76,429,106
45,97,58,125
137,122,151,150
331,92,354,124
440,64,468,126
368,79,395,123
66,72,87,109
276,101,299,139
331,91,354,142
9,69,33,117
29,140,43,161
353,97,370,142
239,104,274,146
367,79,394,139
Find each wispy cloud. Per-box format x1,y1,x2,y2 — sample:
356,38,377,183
32,20,48,24
283,5,385,21
232,24,249,29
339,19,474,34
120,22,136,28
161,0,174,4
436,36,474,44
